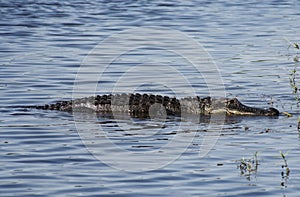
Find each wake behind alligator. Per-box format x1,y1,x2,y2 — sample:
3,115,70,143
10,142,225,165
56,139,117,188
21,93,279,117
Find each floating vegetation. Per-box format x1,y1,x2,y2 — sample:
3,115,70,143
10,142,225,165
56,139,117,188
238,151,259,178
282,111,293,117
293,42,299,50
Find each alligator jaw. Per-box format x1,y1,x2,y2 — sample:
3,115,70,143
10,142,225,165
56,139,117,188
225,98,279,116
226,107,279,116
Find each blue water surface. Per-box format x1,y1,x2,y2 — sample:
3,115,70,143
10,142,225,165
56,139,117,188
1,0,300,196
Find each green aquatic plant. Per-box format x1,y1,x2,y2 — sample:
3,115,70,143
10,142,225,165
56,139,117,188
286,39,300,126
279,151,290,188
293,42,299,50
286,39,300,104
280,151,290,177
289,67,298,94
289,65,300,106
238,151,259,177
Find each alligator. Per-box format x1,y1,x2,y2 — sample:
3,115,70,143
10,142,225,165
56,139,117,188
20,93,279,116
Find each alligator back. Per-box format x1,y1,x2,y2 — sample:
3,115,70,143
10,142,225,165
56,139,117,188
32,93,204,115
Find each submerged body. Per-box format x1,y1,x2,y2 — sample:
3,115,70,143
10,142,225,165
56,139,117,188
25,93,279,116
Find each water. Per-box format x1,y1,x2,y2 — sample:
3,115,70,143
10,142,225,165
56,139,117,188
1,0,300,196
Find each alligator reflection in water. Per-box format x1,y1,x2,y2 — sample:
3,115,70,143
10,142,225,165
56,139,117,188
81,113,278,126
20,93,279,117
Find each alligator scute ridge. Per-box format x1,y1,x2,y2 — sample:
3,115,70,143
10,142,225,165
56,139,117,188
21,93,279,116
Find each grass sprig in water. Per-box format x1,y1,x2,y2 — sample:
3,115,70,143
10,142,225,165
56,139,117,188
286,39,300,105
279,151,290,187
238,151,259,177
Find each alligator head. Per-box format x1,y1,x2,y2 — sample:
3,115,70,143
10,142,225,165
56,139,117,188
202,97,279,116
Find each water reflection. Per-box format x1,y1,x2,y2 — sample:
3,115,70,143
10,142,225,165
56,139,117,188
1,0,300,195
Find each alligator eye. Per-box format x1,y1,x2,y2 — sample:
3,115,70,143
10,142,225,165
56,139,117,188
228,98,240,105
229,99,235,104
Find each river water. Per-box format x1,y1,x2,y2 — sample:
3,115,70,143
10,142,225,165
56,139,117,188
1,0,300,196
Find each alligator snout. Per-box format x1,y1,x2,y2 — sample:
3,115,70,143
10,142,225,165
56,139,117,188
264,107,280,116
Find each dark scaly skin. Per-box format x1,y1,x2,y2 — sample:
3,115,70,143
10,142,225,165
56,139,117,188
23,93,279,116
